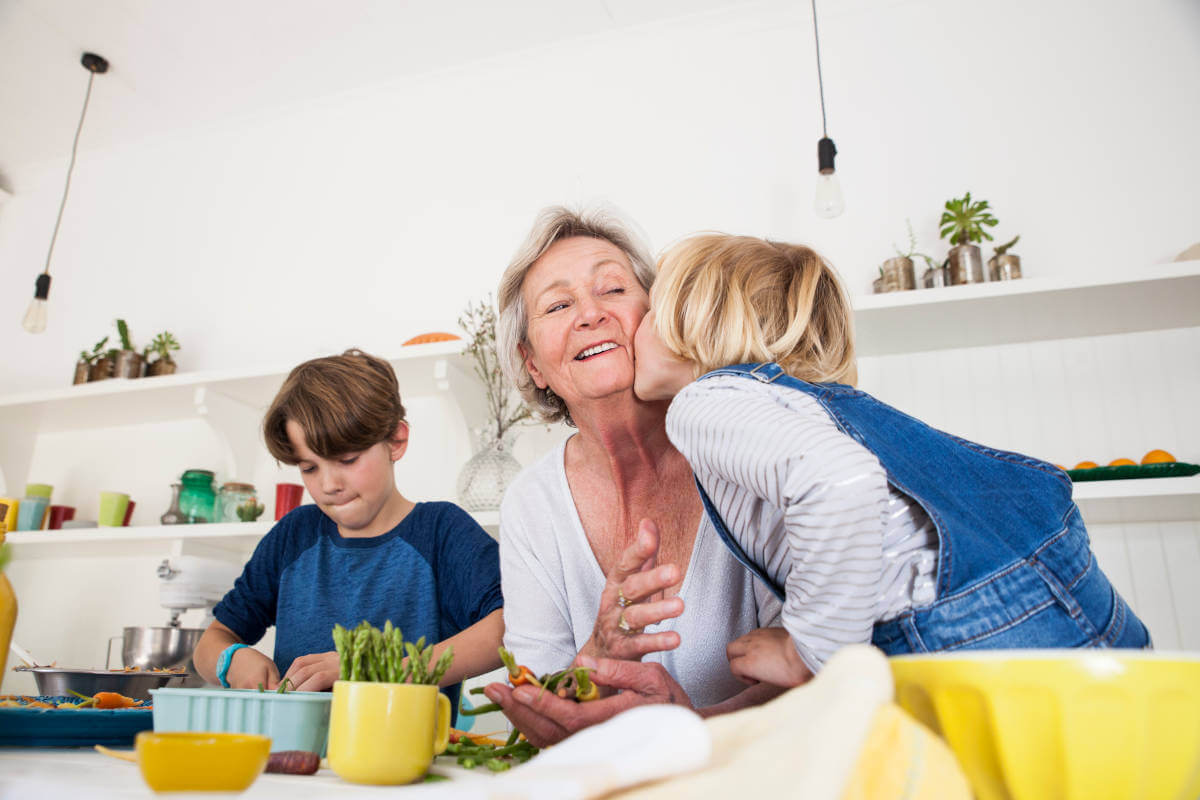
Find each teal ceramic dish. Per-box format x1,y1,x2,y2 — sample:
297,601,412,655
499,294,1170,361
1067,462,1199,482
0,695,153,747
150,687,331,755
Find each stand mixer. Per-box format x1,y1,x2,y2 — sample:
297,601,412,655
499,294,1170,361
107,556,241,686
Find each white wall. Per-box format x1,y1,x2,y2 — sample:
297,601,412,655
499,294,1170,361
2,0,1199,690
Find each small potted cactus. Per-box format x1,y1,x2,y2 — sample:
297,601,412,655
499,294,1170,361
939,192,998,285
87,336,114,382
988,235,1022,281
112,319,144,379
145,331,181,377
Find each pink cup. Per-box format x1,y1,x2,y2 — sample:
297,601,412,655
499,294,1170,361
275,483,304,520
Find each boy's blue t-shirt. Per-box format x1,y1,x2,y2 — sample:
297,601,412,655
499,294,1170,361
213,501,502,714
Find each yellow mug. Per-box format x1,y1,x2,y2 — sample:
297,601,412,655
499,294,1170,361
0,499,18,535
327,680,450,785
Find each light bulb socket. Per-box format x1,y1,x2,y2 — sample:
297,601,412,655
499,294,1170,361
818,137,837,175
34,273,52,300
81,52,109,73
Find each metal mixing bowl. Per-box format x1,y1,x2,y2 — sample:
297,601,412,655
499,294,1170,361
18,667,184,701
118,626,204,671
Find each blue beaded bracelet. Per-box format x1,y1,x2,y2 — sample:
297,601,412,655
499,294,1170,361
216,643,249,688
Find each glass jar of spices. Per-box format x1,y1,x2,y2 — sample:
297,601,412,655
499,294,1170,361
217,482,260,522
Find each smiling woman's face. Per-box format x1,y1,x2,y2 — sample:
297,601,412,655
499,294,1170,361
520,236,650,413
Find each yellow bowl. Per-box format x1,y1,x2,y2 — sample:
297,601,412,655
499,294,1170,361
890,650,1200,800
135,731,271,793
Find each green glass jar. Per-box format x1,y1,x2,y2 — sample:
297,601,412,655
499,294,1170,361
178,469,216,523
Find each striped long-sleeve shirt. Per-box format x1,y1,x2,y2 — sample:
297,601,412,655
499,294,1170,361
665,374,938,672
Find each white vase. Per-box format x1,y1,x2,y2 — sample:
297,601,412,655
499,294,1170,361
456,427,522,512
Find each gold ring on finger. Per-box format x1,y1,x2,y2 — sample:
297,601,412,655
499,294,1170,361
618,611,637,634
617,588,633,608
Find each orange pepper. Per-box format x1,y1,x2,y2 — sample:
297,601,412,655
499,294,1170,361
92,692,138,709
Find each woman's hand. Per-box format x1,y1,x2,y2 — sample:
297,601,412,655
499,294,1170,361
483,655,695,748
227,647,282,691
580,519,686,663
726,627,814,689
281,651,340,691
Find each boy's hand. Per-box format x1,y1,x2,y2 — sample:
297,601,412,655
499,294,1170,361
227,647,281,690
726,627,813,689
282,651,341,691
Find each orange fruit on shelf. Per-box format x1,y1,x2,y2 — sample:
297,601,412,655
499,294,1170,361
1073,461,1099,470
401,332,461,346
1108,458,1137,467
1140,449,1176,465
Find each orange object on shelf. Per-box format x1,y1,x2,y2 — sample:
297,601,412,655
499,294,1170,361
1073,461,1098,470
401,332,460,346
1108,458,1137,467
1141,449,1176,465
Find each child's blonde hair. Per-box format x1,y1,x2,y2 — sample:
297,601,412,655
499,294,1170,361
651,233,857,385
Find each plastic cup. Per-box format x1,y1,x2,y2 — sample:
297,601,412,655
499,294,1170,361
17,497,49,531
98,492,131,527
47,505,76,530
275,484,304,521
24,483,53,499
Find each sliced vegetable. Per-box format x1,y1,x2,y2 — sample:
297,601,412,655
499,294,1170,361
265,750,320,775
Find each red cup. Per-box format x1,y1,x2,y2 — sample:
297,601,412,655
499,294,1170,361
47,505,76,530
275,483,304,520
122,500,136,526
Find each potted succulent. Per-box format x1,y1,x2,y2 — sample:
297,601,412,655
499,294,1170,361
112,319,144,379
145,331,181,377
886,220,943,291
988,235,1022,281
72,339,105,385
939,192,998,285
86,336,114,382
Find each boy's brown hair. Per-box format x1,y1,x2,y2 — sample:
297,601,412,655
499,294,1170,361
263,349,407,464
651,233,857,385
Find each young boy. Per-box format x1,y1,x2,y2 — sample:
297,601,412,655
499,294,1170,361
632,234,1149,689
194,349,504,715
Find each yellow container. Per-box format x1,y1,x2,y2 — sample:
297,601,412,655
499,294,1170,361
135,731,270,793
0,538,15,681
891,650,1200,800
327,680,450,785
0,500,18,535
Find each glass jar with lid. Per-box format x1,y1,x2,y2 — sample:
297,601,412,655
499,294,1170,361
217,482,261,522
178,469,216,523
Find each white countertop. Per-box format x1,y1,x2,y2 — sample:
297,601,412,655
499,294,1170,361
0,747,495,799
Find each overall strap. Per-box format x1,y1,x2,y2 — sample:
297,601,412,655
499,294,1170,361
694,477,785,602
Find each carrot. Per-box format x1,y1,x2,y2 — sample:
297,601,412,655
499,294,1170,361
92,692,138,709
265,751,320,775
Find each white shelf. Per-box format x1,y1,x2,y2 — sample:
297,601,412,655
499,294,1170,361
6,510,501,560
853,260,1200,356
1072,475,1200,524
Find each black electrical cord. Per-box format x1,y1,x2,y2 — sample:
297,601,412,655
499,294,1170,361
810,0,829,139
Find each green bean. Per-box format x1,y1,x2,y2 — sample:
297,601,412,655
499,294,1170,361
505,728,520,747
484,759,510,772
459,702,501,716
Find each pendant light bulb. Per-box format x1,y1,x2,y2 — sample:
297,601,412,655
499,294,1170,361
814,136,843,218
22,275,52,334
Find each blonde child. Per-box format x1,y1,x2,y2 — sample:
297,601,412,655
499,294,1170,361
194,350,504,714
632,234,1149,688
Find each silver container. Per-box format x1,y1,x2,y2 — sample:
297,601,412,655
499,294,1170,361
17,666,184,701
922,266,951,288
989,253,1022,280
111,626,204,671
947,244,985,285
881,257,916,291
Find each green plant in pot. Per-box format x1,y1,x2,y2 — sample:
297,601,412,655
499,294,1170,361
73,336,106,385
144,331,181,377
988,235,1022,281
939,192,998,285
85,335,113,382
887,219,944,291
112,318,144,379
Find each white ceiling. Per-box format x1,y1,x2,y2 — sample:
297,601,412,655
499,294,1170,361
0,0,764,176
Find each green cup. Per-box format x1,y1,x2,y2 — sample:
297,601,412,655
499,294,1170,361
98,491,131,527
24,483,53,499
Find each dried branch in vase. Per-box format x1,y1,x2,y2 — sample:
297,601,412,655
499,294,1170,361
458,297,531,441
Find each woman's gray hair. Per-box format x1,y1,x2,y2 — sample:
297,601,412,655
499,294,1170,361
497,206,656,425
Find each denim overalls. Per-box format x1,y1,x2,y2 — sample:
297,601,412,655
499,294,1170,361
694,363,1150,654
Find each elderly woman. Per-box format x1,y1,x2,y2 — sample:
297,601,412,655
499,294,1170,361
482,207,782,745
